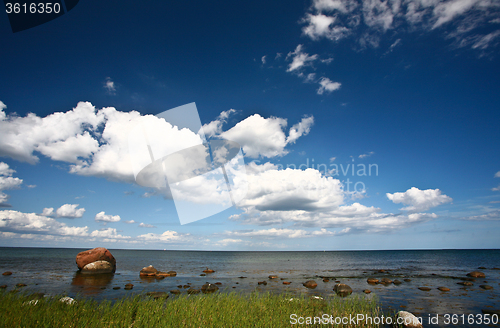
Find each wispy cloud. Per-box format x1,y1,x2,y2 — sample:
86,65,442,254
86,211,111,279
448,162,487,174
103,77,116,95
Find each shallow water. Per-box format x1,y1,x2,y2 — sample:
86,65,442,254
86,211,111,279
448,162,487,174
1,248,499,327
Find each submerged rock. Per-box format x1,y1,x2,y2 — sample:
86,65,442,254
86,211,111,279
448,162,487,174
76,247,116,272
418,287,431,291
363,289,371,294
334,283,352,297
2,271,12,276
283,281,291,285
437,287,450,291
167,271,177,277
380,278,392,285
203,268,215,273
367,278,379,284
457,281,473,286
258,281,267,285
480,285,493,290
170,289,181,295
467,271,485,278
303,280,317,289
124,283,134,290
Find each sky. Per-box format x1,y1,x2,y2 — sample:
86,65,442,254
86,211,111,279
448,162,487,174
0,0,500,251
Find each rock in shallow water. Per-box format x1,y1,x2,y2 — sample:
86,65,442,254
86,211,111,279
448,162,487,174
437,287,450,291
140,265,158,276
81,260,114,274
303,280,317,289
201,283,219,294
467,271,485,278
76,247,116,271
2,271,12,276
418,287,431,291
334,283,352,297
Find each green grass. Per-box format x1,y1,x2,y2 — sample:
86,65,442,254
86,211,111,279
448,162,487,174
0,291,384,327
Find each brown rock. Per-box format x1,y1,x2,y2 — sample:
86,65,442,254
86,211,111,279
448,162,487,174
113,286,120,290
404,279,412,282
215,282,222,285
268,275,278,279
238,276,247,279
437,287,450,291
393,280,402,285
177,285,183,288
81,260,114,274
187,288,200,294
367,278,379,284
201,283,219,294
200,274,206,276
155,271,170,279
76,247,116,271
378,269,385,273
363,289,371,294
140,265,158,276
0,285,6,288
283,281,291,285
258,281,267,285
334,283,353,297
467,271,485,278
303,280,318,289
16,283,26,287
380,278,392,285
323,278,329,282
457,281,473,286
183,285,190,289
124,283,133,290
418,287,431,291
170,289,181,295
167,271,177,277
478,266,486,269
203,268,215,273
480,285,493,290
2,271,12,276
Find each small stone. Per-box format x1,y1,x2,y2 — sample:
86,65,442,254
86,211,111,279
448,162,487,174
202,268,215,273
113,286,120,290
0,285,7,288
187,288,200,294
334,283,353,297
283,281,291,285
124,283,133,290
258,281,267,285
480,285,493,290
170,289,181,295
16,283,26,287
467,271,485,278
167,271,177,276
2,271,12,276
183,285,190,289
478,266,486,270
140,265,158,277
378,269,385,273
200,274,206,276
437,287,450,291
238,276,247,279
380,278,392,285
404,279,412,282
418,287,431,291
177,285,183,288
363,289,371,294
201,283,219,294
147,292,169,299
367,278,379,284
303,280,318,289
393,280,402,285
457,281,473,286
269,275,278,279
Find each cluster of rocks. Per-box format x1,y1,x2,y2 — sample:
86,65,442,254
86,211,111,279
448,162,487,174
139,265,177,279
76,247,116,274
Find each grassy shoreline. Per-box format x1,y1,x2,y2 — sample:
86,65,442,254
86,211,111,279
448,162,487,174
0,291,386,327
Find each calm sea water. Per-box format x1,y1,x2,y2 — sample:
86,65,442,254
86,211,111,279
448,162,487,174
1,248,499,327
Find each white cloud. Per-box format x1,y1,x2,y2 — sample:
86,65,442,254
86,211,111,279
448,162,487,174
139,222,156,228
137,230,191,243
386,187,453,212
55,204,85,218
0,162,23,207
317,77,341,94
220,114,312,158
104,77,116,95
90,227,129,239
261,55,267,64
124,219,136,224
201,109,236,138
495,171,500,178
224,227,340,238
286,45,319,72
358,151,374,158
94,211,121,222
42,208,54,216
492,185,500,191
0,210,88,236
300,0,500,51
464,210,500,220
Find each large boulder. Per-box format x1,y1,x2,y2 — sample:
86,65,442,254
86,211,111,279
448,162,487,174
397,311,423,328
76,248,116,271
81,260,114,274
201,283,219,294
303,280,318,289
333,283,352,297
467,271,485,278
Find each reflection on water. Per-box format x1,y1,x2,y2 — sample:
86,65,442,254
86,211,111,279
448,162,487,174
71,272,114,296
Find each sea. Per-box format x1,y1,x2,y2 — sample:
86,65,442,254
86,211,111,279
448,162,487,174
1,248,499,327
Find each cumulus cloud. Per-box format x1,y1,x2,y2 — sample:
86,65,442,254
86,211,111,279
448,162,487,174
495,171,500,178
137,230,191,243
301,0,500,51
94,211,121,222
124,219,136,224
0,162,23,207
0,210,88,236
90,227,129,240
220,114,314,158
224,227,342,238
42,208,54,216
201,109,237,138
55,204,85,218
286,45,319,72
386,187,453,212
317,77,341,94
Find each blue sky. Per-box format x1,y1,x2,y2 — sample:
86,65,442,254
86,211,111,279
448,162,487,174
1,0,500,250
